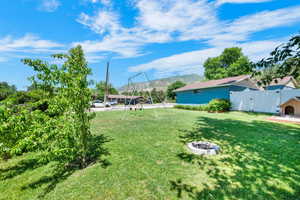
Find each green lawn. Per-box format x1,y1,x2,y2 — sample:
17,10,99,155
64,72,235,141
1,109,300,200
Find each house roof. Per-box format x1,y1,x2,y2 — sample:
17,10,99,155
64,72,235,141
107,95,142,99
280,96,300,107
174,75,250,92
269,76,295,86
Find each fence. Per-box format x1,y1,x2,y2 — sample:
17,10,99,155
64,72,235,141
230,89,300,114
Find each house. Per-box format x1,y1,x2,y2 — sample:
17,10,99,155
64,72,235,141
107,95,144,104
280,97,300,116
265,76,297,90
174,75,258,104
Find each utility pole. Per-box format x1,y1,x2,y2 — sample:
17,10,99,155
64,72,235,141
104,61,110,104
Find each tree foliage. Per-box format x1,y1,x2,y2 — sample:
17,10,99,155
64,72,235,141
204,47,252,80
3,89,48,107
1,46,101,168
255,33,300,85
0,82,16,101
150,88,166,103
167,81,186,100
121,88,166,103
95,81,118,100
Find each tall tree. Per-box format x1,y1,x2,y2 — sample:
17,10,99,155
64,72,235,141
204,47,252,80
167,81,186,100
20,45,100,168
95,81,119,101
255,33,300,85
150,88,166,103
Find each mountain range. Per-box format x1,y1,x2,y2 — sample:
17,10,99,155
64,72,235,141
118,74,203,92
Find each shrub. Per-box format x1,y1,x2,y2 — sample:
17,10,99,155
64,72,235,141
175,99,231,113
174,104,208,111
0,105,52,159
174,105,185,109
207,99,231,112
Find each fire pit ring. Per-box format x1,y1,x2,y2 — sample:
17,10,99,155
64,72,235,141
187,141,220,155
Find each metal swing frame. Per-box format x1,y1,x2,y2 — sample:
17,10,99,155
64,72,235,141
124,72,155,111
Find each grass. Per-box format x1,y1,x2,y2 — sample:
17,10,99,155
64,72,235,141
1,109,300,200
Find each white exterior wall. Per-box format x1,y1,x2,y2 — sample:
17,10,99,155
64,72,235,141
230,89,300,114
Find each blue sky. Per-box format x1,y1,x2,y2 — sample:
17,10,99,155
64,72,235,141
1,0,300,89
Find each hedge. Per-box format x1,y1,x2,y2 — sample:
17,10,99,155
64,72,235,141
175,99,231,112
174,104,208,111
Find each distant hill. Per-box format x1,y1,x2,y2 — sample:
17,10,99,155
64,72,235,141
118,74,204,92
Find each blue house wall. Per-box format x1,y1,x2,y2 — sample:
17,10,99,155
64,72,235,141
176,85,248,104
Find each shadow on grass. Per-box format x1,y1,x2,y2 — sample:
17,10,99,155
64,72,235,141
1,134,111,199
0,157,45,180
171,117,300,199
21,165,77,199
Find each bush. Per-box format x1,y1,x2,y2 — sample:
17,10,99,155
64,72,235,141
207,99,231,112
0,105,52,159
174,104,208,111
174,99,231,113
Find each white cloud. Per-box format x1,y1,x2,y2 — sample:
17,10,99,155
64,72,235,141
76,0,300,75
73,38,143,58
76,7,172,59
136,0,217,33
0,34,64,62
0,34,63,52
90,0,110,5
38,0,60,12
239,39,283,61
129,47,223,77
77,1,300,59
181,5,300,45
76,0,218,58
226,5,300,38
78,11,121,35
129,39,284,77
216,0,272,6
208,6,300,46
85,55,105,63
99,0,111,6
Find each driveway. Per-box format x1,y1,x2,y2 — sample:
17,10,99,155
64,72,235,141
90,103,175,112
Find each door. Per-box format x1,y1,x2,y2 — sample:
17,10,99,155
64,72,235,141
285,106,295,115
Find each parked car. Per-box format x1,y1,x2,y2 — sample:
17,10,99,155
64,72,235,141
91,100,105,108
107,100,118,106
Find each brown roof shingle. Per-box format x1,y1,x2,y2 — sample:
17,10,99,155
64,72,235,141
174,75,249,92
269,76,293,86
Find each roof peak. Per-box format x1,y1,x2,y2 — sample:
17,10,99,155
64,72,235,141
269,76,294,86
174,74,250,92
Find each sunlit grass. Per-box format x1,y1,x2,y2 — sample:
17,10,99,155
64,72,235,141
1,109,299,199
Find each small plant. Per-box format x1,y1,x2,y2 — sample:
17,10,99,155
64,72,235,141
207,99,231,112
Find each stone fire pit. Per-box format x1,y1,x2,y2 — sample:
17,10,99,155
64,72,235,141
187,141,220,155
